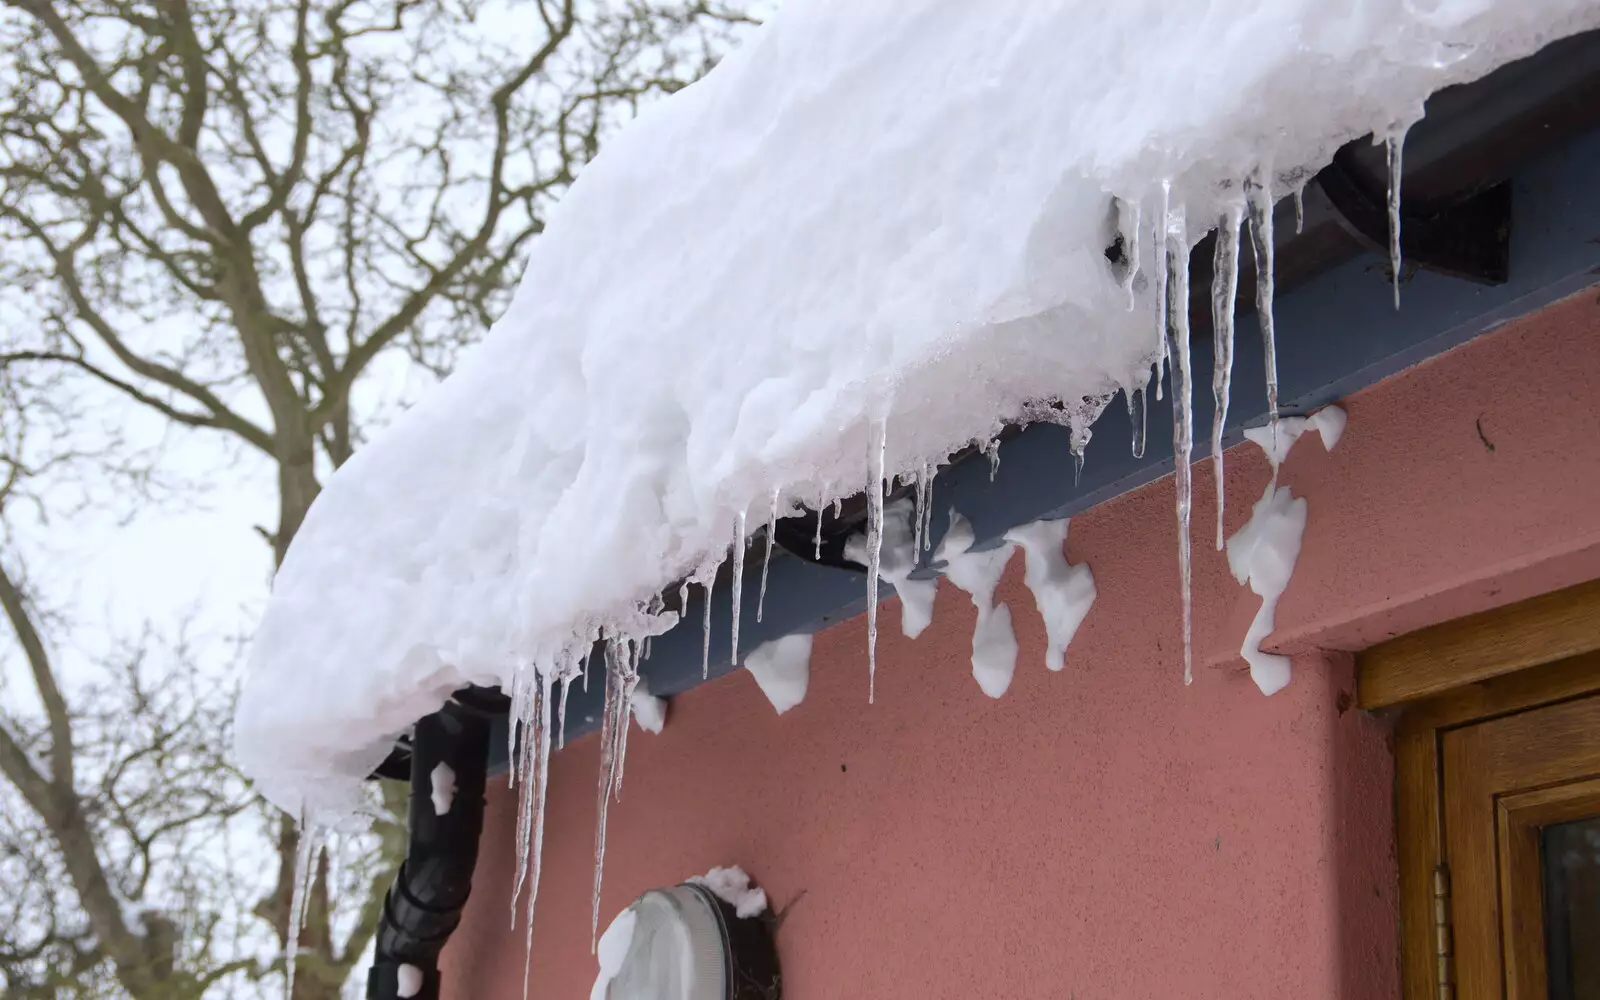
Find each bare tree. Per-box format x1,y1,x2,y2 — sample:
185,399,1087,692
0,1,756,996
2,331,416,1000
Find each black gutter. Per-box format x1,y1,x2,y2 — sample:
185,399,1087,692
367,688,504,1000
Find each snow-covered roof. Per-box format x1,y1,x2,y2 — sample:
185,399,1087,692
235,0,1600,816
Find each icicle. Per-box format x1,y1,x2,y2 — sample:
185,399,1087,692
1211,204,1242,551
612,641,640,798
986,438,1001,481
511,666,559,928
1068,416,1089,486
730,512,746,667
1119,196,1142,311
757,489,777,624
1245,168,1279,443
557,668,574,751
1153,181,1171,400
1293,186,1304,235
588,638,645,951
865,418,886,704
1126,380,1148,459
284,813,323,1000
505,667,526,791
643,594,663,661
920,463,936,552
832,497,842,518
1386,125,1407,310
590,648,623,951
912,466,927,556
510,672,535,922
516,672,554,1000
1165,202,1195,686
813,485,825,560
700,577,713,680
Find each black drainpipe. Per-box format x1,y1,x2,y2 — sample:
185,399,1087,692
367,687,503,1000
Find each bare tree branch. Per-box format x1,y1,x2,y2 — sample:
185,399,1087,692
0,1,758,995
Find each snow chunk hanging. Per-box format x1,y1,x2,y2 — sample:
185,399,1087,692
1005,519,1096,672
235,0,1600,815
1226,407,1345,695
629,678,668,735
935,512,1019,699
744,633,813,715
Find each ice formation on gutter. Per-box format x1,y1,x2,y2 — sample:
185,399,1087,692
935,514,1020,699
1226,407,1346,695
232,0,1600,980
844,497,937,641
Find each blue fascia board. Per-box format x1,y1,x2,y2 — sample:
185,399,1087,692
491,125,1600,771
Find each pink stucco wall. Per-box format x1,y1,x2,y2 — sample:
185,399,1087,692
441,289,1600,999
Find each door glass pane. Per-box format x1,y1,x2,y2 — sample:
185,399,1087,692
1542,816,1600,1000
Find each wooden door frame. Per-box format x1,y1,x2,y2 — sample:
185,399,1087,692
1355,579,1600,1000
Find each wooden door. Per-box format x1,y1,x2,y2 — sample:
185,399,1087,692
1360,580,1600,1000
1441,694,1600,1000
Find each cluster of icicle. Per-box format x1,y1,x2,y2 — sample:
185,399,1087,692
1119,129,1406,691
283,133,1415,1000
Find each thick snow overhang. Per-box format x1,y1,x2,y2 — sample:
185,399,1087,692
236,4,1600,815
476,27,1600,774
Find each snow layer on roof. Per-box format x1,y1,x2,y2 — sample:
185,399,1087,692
235,0,1600,813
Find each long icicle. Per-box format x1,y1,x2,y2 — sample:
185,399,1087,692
865,418,886,704
1153,181,1171,401
920,463,936,552
813,485,825,559
590,642,626,951
519,672,554,1000
700,574,713,680
1211,204,1242,550
612,640,640,799
1386,124,1408,311
1245,169,1279,443
1127,380,1147,459
730,512,746,667
757,489,777,623
912,465,927,556
283,813,320,1000
510,669,536,923
1165,202,1196,686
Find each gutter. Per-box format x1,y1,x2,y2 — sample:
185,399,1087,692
367,687,505,1000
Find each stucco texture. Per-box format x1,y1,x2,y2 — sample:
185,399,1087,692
441,289,1600,999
